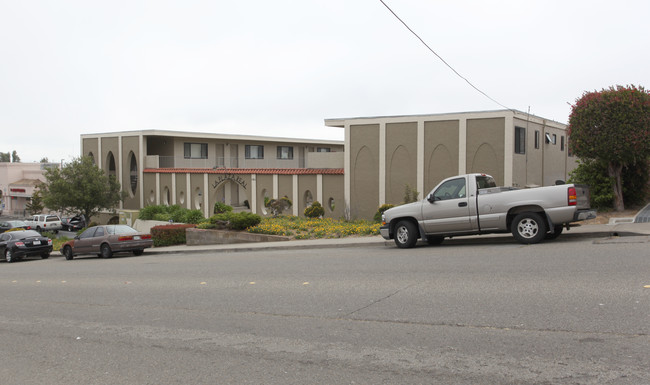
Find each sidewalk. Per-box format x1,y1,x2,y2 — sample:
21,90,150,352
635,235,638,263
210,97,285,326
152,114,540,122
115,220,650,256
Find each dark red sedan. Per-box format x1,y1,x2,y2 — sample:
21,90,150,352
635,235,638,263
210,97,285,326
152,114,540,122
60,225,153,260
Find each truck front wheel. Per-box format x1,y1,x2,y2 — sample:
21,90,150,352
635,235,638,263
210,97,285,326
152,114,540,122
511,212,546,244
394,220,418,248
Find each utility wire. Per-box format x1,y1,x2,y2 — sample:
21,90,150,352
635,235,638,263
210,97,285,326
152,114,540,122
378,0,513,111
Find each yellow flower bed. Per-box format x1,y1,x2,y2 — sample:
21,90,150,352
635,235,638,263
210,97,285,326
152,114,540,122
248,216,380,239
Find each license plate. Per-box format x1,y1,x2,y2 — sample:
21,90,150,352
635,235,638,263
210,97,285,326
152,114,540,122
133,236,141,240
33,240,41,245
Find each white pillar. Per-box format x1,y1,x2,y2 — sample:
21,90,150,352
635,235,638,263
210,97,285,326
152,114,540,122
186,173,191,209
155,173,160,205
317,174,323,204
417,120,424,198
203,173,209,218
459,118,467,174
251,174,257,214
292,174,299,216
379,122,386,205
504,115,514,186
171,173,176,205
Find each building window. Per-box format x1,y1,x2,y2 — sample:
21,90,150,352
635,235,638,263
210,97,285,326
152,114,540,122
277,146,293,160
552,134,557,145
184,143,208,159
534,130,540,149
245,145,264,159
317,147,331,152
515,126,525,154
560,136,565,151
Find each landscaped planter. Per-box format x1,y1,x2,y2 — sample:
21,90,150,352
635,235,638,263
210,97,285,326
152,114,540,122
186,228,290,246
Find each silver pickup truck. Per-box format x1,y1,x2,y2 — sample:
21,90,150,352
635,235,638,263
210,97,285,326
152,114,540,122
380,173,596,247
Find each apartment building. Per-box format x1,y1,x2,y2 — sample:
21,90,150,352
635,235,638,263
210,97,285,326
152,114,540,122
325,109,578,219
80,130,345,221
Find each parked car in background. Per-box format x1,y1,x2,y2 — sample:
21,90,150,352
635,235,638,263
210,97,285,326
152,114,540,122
0,230,53,262
60,225,153,260
24,214,63,233
61,215,86,232
0,220,32,233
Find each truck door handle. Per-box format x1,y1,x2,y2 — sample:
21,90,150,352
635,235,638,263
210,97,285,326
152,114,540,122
458,202,468,207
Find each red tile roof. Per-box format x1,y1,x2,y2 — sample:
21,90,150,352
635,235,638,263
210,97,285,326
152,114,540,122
144,168,344,175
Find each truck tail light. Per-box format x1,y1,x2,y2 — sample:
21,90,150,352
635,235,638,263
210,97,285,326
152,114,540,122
568,187,577,206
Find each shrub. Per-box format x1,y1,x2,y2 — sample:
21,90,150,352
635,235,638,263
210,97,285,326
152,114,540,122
214,202,233,214
304,201,325,218
181,209,206,224
204,212,262,231
265,196,292,216
569,158,650,209
138,205,168,220
373,204,395,222
150,224,195,247
403,184,419,203
138,204,205,224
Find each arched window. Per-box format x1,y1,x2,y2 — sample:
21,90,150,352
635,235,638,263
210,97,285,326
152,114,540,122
129,152,138,196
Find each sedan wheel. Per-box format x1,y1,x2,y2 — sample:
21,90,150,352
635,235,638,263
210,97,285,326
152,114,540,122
100,244,113,259
41,253,50,259
5,249,14,263
63,246,74,260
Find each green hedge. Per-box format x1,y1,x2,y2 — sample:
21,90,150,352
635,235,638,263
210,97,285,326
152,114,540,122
198,212,262,231
150,224,196,247
139,204,205,224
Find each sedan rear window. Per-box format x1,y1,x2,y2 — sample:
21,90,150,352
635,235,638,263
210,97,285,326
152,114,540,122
106,225,139,235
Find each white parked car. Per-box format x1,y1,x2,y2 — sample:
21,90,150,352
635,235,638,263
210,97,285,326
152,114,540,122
24,214,63,233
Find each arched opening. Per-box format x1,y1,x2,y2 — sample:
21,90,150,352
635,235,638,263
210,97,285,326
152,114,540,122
106,152,116,178
128,152,138,197
303,190,313,208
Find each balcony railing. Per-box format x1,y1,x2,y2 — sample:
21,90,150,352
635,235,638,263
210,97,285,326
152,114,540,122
145,153,343,170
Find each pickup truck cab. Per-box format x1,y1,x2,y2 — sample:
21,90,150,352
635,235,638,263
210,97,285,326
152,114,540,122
380,173,596,247
25,214,63,234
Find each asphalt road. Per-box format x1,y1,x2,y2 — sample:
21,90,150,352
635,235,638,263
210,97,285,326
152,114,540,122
1,236,648,384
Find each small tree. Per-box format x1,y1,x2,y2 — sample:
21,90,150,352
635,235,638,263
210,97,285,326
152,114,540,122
568,85,650,211
11,151,20,163
403,184,419,204
26,188,45,215
0,152,9,162
40,156,126,221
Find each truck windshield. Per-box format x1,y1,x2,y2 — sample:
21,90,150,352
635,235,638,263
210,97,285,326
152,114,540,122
476,176,497,189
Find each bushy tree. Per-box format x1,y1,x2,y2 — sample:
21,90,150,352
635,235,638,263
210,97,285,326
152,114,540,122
568,85,650,211
40,156,126,221
0,152,10,162
11,151,20,163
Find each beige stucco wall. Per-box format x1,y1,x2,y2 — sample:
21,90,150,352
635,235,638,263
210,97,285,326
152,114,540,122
466,118,505,186
83,138,99,162
298,175,317,211
385,122,418,205
322,174,344,218
350,124,380,219
424,120,459,194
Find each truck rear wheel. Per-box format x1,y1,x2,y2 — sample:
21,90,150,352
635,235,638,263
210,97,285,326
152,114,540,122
394,220,418,248
511,212,546,244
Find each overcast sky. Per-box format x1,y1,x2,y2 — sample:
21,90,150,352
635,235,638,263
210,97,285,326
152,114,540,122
1,0,648,163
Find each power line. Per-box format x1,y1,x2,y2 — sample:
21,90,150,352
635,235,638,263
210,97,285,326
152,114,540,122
378,0,513,111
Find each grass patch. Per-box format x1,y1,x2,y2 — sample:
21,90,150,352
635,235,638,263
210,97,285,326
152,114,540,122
248,216,380,240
